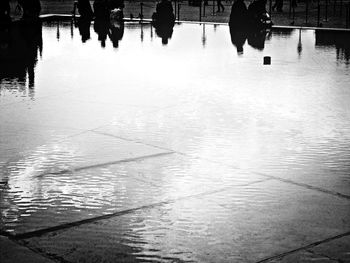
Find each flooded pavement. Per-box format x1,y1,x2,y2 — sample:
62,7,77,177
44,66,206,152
1,21,350,262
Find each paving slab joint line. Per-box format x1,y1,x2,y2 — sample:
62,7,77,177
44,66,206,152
305,249,340,262
254,172,350,200
256,230,350,262
89,130,350,201
37,151,174,177
9,178,271,240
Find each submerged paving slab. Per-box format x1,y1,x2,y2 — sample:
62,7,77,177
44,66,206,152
0,236,54,263
22,180,350,262
267,234,350,262
1,154,262,235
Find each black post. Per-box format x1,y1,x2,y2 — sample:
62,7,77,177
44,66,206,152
174,0,177,19
346,4,350,28
333,0,337,15
305,0,309,24
213,0,215,15
325,0,328,21
289,0,292,17
199,0,202,21
178,3,180,20
269,0,272,17
72,1,77,17
292,3,295,24
140,2,143,20
203,0,206,16
317,0,320,26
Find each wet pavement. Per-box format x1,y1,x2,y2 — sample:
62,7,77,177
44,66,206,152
1,22,350,262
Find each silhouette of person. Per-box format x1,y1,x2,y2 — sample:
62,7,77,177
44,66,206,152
229,26,247,54
77,0,94,19
78,17,92,43
93,0,110,18
229,0,248,29
247,29,267,50
247,0,267,27
108,21,124,48
94,17,109,47
152,0,175,25
0,21,42,91
155,23,174,45
217,0,225,12
108,0,125,9
0,0,11,25
272,0,283,12
19,0,41,21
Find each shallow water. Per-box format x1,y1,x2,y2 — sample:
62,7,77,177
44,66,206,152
0,20,350,248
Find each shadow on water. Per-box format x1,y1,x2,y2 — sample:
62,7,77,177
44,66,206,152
0,21,42,95
315,30,350,65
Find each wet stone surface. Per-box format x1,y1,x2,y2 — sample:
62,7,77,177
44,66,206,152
1,22,350,261
22,180,350,262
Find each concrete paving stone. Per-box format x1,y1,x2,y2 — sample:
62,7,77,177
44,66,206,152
0,153,263,235
268,235,350,262
0,236,54,263
0,95,152,131
0,120,81,165
22,180,350,263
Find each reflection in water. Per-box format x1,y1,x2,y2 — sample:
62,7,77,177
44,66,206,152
1,23,350,240
78,17,92,43
247,29,270,50
153,23,174,45
271,27,293,38
94,18,109,47
297,29,302,57
109,19,124,48
229,26,247,54
315,30,350,64
229,25,269,53
0,21,42,97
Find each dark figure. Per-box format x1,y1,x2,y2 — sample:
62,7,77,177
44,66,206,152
229,0,248,29
247,29,268,50
152,0,175,26
229,25,247,54
154,22,174,45
108,0,125,9
108,20,124,48
247,0,271,28
0,21,42,91
93,0,110,18
272,0,283,12
77,0,94,19
19,0,41,21
110,7,123,22
94,17,109,47
217,0,225,12
0,0,11,25
78,17,92,43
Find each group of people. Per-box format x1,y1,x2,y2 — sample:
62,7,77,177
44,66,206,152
75,0,125,47
229,0,272,29
0,0,41,24
76,0,125,20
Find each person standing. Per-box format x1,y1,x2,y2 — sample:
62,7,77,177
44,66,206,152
217,0,225,12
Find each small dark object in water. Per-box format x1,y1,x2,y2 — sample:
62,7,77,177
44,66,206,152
263,56,271,64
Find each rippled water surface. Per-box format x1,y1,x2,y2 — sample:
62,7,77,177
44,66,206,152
0,21,350,260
